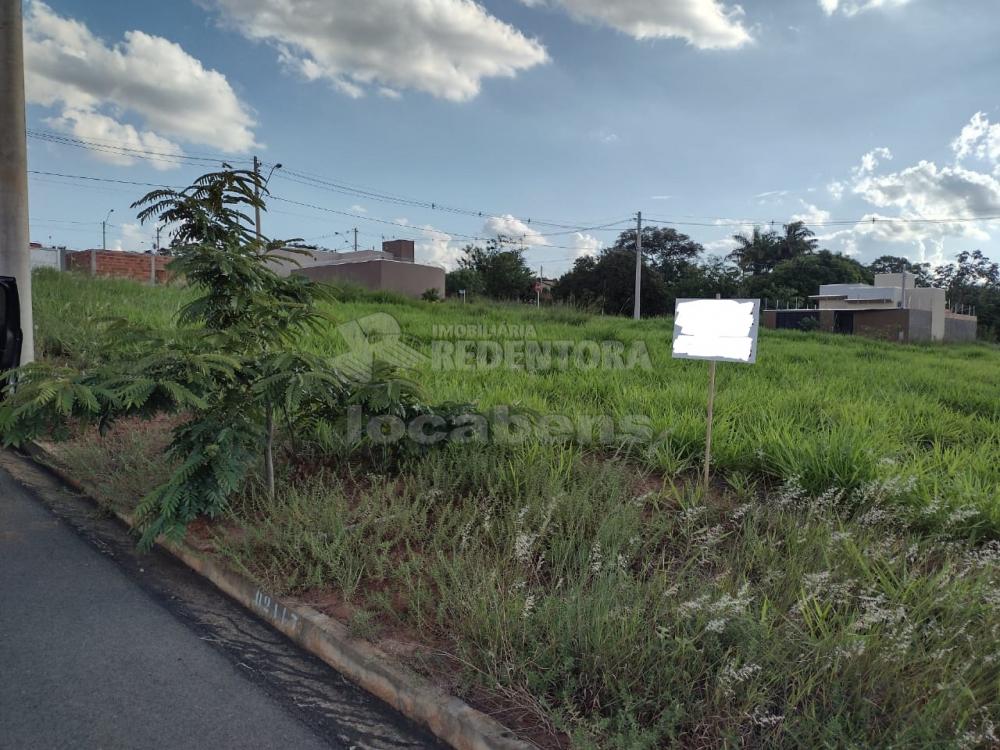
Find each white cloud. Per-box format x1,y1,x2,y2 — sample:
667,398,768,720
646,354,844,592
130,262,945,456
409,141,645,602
854,147,893,175
207,0,548,102
819,0,913,17
24,1,256,166
952,112,1000,167
815,122,1000,261
113,222,147,252
569,232,602,257
792,201,832,226
852,160,1000,238
45,109,183,171
522,0,753,49
827,180,846,201
415,225,463,270
483,214,550,247
651,194,672,201
349,204,367,214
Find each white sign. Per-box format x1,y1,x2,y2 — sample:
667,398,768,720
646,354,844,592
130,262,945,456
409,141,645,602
672,298,760,364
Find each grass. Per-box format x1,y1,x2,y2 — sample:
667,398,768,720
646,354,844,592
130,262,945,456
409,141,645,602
29,269,1000,748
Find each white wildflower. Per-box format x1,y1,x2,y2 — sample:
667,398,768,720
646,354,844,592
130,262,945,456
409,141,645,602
514,532,537,564
521,593,536,619
705,618,727,633
589,540,603,574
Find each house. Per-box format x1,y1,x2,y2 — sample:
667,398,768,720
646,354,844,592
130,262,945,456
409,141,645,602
762,272,977,343
283,240,445,299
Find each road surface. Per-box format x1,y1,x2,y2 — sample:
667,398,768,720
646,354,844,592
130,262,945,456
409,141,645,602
0,454,443,750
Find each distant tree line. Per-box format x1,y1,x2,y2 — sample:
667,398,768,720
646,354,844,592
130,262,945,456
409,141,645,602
445,223,1000,342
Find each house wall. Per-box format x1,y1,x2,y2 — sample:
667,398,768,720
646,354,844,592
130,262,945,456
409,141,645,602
295,259,445,299
30,246,64,271
906,287,946,341
853,309,910,342
944,313,978,343
906,309,933,342
874,271,917,289
66,250,171,283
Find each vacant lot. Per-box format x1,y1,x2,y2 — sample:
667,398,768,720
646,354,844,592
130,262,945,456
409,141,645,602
32,270,1000,748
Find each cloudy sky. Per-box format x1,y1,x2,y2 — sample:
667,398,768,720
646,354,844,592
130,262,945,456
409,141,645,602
23,0,1000,272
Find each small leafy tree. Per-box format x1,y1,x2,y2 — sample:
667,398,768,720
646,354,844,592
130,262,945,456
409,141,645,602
0,168,356,545
456,236,534,300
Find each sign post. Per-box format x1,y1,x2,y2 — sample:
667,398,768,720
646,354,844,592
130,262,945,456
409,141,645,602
672,297,760,489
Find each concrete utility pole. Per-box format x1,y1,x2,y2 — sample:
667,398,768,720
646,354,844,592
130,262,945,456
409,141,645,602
632,211,642,320
0,0,33,363
353,227,358,252
94,208,113,275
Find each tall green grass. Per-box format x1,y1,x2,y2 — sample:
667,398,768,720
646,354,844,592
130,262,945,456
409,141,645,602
33,270,1000,533
34,270,1000,747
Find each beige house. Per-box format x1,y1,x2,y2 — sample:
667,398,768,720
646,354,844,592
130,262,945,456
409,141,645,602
763,272,977,343
270,240,445,299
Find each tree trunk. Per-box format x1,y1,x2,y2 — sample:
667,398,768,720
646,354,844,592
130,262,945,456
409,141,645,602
265,405,275,500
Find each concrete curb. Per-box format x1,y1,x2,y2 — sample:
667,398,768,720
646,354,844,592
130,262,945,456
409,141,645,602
21,442,534,750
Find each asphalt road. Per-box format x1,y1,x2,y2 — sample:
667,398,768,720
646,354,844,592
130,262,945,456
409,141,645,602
0,455,443,750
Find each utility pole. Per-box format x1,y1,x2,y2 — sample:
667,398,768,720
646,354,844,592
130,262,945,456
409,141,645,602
0,0,33,362
149,225,163,285
633,211,642,320
253,155,263,245
94,208,113,275
353,227,358,252
537,265,542,308
252,155,283,501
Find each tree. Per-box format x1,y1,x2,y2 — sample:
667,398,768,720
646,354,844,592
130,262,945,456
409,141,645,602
729,223,817,277
779,221,819,261
612,226,703,280
456,237,534,300
552,248,668,316
0,168,421,544
445,267,483,297
869,255,933,286
744,250,872,305
933,250,1000,340
727,226,782,276
666,256,742,307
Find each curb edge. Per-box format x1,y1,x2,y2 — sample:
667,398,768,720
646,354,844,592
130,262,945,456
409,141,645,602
20,441,534,750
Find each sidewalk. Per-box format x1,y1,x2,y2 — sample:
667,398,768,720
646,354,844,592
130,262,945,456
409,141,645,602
0,462,440,750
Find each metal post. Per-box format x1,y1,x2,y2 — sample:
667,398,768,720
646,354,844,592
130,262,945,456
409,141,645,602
633,211,642,320
354,227,358,252
0,0,33,363
703,291,721,490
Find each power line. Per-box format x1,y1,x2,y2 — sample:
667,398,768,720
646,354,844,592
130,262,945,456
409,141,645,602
28,130,242,169
30,129,628,235
31,129,1000,233
28,169,177,189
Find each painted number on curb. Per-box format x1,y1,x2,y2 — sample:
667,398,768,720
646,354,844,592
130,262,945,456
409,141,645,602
253,589,300,628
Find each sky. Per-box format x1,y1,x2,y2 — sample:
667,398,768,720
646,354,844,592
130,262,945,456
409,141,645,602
21,0,1000,275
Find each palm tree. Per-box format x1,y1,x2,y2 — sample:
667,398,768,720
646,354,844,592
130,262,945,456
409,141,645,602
727,226,781,276
779,221,818,261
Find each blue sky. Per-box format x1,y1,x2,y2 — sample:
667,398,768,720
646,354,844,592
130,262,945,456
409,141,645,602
22,0,1000,275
